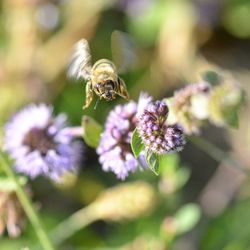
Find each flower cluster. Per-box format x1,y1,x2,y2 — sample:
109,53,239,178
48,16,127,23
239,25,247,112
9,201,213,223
137,100,185,154
4,104,81,181
168,82,211,135
97,94,186,179
166,74,244,135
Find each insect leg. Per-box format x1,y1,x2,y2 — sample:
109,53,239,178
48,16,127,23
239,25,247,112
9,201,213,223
118,77,129,100
83,81,94,109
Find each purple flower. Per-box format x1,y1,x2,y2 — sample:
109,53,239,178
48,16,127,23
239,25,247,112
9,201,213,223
4,104,81,181
137,101,185,154
97,93,152,180
97,102,137,180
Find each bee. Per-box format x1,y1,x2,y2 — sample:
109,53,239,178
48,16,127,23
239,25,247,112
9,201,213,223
68,31,135,109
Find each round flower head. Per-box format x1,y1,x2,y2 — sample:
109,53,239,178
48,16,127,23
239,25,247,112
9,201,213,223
97,93,152,180
4,104,81,181
137,100,185,154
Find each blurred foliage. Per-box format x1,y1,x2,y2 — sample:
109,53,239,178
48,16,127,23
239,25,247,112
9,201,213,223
201,199,250,250
223,0,250,38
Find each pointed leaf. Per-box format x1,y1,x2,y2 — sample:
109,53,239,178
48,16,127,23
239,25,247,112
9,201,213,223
81,116,102,148
131,128,144,158
145,151,159,175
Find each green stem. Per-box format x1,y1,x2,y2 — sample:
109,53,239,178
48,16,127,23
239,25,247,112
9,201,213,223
0,151,55,250
50,204,98,246
188,136,247,175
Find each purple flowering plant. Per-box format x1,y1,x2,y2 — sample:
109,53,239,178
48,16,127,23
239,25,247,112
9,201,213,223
1,70,244,183
82,71,243,179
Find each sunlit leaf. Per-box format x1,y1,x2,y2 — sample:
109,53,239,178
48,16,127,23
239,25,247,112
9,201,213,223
175,203,201,235
81,116,102,148
131,128,144,158
145,151,159,175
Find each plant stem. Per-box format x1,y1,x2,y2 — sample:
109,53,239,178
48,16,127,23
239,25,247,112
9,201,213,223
50,204,98,246
0,151,55,250
188,136,248,175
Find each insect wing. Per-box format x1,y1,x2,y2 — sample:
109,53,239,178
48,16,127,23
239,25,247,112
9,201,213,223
68,39,92,81
111,30,138,74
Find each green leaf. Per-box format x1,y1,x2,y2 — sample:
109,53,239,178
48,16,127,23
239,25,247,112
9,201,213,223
175,203,201,235
201,199,250,250
145,151,159,175
81,116,102,148
131,128,144,158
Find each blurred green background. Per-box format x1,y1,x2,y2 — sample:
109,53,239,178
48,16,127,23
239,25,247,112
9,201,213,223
1,0,250,249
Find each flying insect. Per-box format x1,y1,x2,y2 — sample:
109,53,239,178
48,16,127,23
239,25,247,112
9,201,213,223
68,31,136,109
